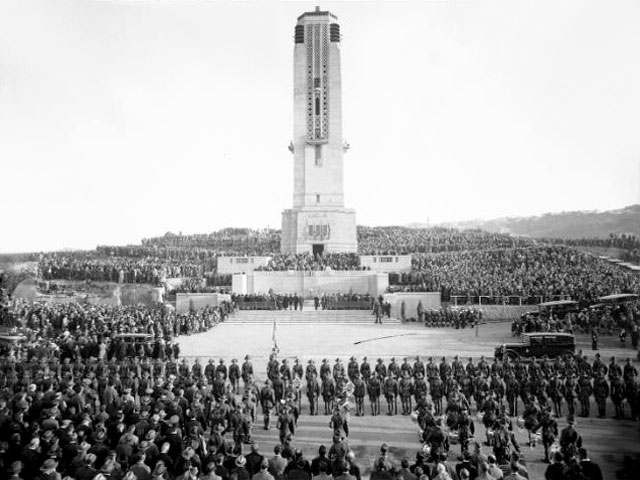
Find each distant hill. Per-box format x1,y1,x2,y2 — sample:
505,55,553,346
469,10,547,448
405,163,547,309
432,204,640,239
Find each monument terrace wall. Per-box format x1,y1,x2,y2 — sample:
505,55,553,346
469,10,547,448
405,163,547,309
217,256,272,274
232,270,388,297
175,293,231,313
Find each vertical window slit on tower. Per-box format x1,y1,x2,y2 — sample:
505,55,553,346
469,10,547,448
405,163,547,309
315,97,320,115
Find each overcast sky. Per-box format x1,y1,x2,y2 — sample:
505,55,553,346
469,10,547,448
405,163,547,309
1,0,639,253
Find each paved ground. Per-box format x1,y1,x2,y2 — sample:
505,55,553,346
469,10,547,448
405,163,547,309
178,313,640,479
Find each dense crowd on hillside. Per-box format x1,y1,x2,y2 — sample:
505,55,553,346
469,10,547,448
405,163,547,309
549,234,640,265
140,228,280,256
22,228,640,306
39,254,204,285
356,227,534,255
389,246,640,304
255,253,363,272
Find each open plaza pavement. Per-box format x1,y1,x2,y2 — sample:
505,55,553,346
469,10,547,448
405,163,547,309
178,311,640,479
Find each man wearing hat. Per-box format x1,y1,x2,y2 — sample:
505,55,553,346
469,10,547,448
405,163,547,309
577,373,593,417
320,359,331,380
399,371,414,415
305,359,318,381
37,458,59,480
347,357,359,383
229,358,241,394
374,359,386,379
260,380,275,430
593,371,609,419
367,372,381,416
321,374,336,416
559,415,582,462
359,357,371,382
333,358,345,381
242,355,254,389
306,371,320,416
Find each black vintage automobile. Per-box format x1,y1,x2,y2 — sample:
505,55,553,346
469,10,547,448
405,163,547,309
495,332,576,361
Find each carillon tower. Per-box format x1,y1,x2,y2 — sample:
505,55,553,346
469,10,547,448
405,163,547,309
281,7,357,255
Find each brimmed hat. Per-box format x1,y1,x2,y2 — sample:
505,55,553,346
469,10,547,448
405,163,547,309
41,458,58,471
235,455,247,467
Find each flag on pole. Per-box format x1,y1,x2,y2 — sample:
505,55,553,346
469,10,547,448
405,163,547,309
272,318,279,353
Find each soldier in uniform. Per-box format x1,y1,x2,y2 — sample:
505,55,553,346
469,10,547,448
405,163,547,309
593,371,609,418
388,358,400,379
260,380,275,430
360,357,371,382
267,354,280,382
577,373,593,417
242,355,254,389
610,373,625,419
413,356,425,379
439,356,452,382
452,355,465,381
559,415,582,462
368,374,382,416
306,372,320,416
608,356,622,380
333,358,345,381
292,357,304,380
215,358,227,382
229,359,240,395
400,357,413,378
277,405,295,445
347,357,359,382
383,373,398,415
539,406,558,463
305,359,318,381
280,359,292,382
272,373,285,404
457,408,475,456
564,373,578,418
399,371,414,415
320,359,331,380
547,373,564,418
465,357,476,378
414,372,428,405
322,375,336,415
375,358,387,378
430,374,444,416
353,374,366,416
426,357,439,381
505,373,520,417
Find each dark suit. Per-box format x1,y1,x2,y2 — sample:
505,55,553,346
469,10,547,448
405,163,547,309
579,460,603,480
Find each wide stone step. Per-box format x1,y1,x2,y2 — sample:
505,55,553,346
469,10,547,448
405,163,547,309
229,309,400,324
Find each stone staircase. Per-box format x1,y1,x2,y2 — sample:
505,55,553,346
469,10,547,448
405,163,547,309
229,307,400,325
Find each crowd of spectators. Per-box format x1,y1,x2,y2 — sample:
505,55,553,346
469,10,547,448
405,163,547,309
25,228,640,307
390,246,640,304
3,300,226,346
548,233,640,265
255,253,363,272
356,226,534,255
39,254,204,286
139,228,280,256
512,300,640,347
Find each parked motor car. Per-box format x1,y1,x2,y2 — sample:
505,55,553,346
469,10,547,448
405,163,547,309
495,332,576,360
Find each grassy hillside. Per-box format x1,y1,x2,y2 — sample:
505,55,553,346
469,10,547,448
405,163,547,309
437,204,640,239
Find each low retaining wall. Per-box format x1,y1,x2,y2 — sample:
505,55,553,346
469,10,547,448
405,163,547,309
232,271,389,297
175,293,231,313
383,292,442,319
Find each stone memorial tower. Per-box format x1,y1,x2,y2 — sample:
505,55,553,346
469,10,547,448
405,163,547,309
280,7,357,255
